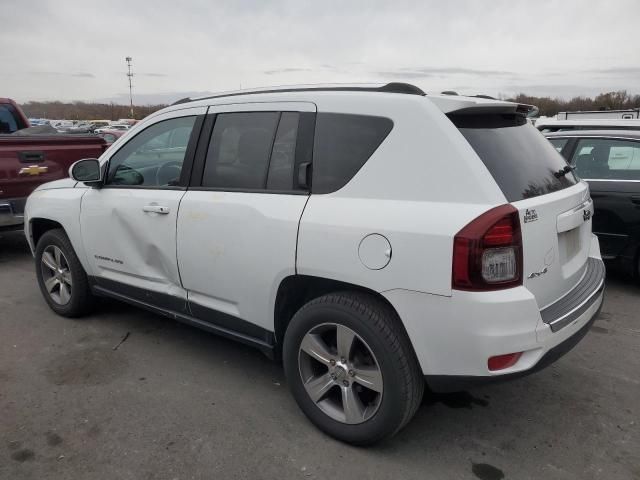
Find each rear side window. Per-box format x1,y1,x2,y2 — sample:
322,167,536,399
571,138,640,180
203,112,280,190
451,114,578,201
312,113,393,194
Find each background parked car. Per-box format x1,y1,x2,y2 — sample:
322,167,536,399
97,128,126,144
0,98,108,230
536,118,640,132
95,124,130,134
546,129,640,278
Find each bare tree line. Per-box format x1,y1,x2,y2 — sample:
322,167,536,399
19,101,167,120
508,90,640,117
19,90,640,120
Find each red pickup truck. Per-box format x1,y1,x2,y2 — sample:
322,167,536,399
1,98,108,230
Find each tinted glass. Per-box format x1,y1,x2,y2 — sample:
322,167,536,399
571,138,640,180
312,113,393,194
106,116,196,187
452,114,578,201
0,105,19,133
203,112,279,189
548,137,568,153
267,112,299,190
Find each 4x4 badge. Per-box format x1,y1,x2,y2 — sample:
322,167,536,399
523,208,538,223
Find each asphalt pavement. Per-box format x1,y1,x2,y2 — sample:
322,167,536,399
1,230,638,480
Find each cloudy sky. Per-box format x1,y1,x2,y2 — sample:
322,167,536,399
2,0,639,105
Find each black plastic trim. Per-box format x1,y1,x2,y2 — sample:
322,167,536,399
189,301,275,346
189,113,217,187
425,294,603,393
188,186,308,195
540,258,605,332
88,277,275,356
92,277,189,314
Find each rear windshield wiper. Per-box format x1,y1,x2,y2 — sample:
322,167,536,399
554,165,575,178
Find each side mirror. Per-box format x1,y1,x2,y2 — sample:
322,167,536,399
69,158,102,185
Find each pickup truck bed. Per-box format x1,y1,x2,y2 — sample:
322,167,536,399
0,134,107,229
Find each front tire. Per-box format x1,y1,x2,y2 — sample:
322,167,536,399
283,292,423,445
35,228,94,317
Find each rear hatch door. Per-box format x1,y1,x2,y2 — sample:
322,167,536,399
452,110,593,309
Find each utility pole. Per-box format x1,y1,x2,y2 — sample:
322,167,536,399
125,56,134,118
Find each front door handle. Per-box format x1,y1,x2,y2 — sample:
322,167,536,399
143,205,170,214
631,196,640,205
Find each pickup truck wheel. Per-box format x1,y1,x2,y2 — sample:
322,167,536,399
283,292,424,445
35,229,94,317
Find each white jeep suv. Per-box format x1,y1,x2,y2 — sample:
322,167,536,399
25,83,605,444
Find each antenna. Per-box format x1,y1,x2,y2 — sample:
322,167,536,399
125,56,134,118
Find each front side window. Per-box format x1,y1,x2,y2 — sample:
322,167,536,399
571,138,640,180
106,116,196,187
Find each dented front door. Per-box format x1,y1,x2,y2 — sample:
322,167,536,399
78,107,205,311
80,188,188,309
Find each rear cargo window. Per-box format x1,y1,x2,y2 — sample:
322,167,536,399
312,113,393,194
451,113,577,201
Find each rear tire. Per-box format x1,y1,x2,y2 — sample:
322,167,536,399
283,291,423,445
35,229,94,317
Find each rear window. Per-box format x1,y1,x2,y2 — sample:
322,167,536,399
451,113,578,201
0,104,26,133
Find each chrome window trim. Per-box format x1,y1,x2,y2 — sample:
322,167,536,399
546,135,640,142
582,178,640,183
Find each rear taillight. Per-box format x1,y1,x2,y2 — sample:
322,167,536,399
452,204,522,291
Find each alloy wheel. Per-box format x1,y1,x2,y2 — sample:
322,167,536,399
298,323,383,424
40,245,73,305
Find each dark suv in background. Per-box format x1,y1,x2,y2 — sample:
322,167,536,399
546,130,640,278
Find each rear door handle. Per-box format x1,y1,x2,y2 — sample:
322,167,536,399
143,205,170,214
631,196,640,205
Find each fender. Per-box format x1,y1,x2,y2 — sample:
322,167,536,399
25,185,93,274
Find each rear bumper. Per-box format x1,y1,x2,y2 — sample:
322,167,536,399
0,197,26,230
384,247,605,392
425,288,603,392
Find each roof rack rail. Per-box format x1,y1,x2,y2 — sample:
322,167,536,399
171,82,426,106
473,94,496,100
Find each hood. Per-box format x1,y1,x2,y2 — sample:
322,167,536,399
34,178,79,192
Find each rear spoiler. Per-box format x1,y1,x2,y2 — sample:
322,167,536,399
448,103,539,118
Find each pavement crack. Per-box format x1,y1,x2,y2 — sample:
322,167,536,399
112,331,131,351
